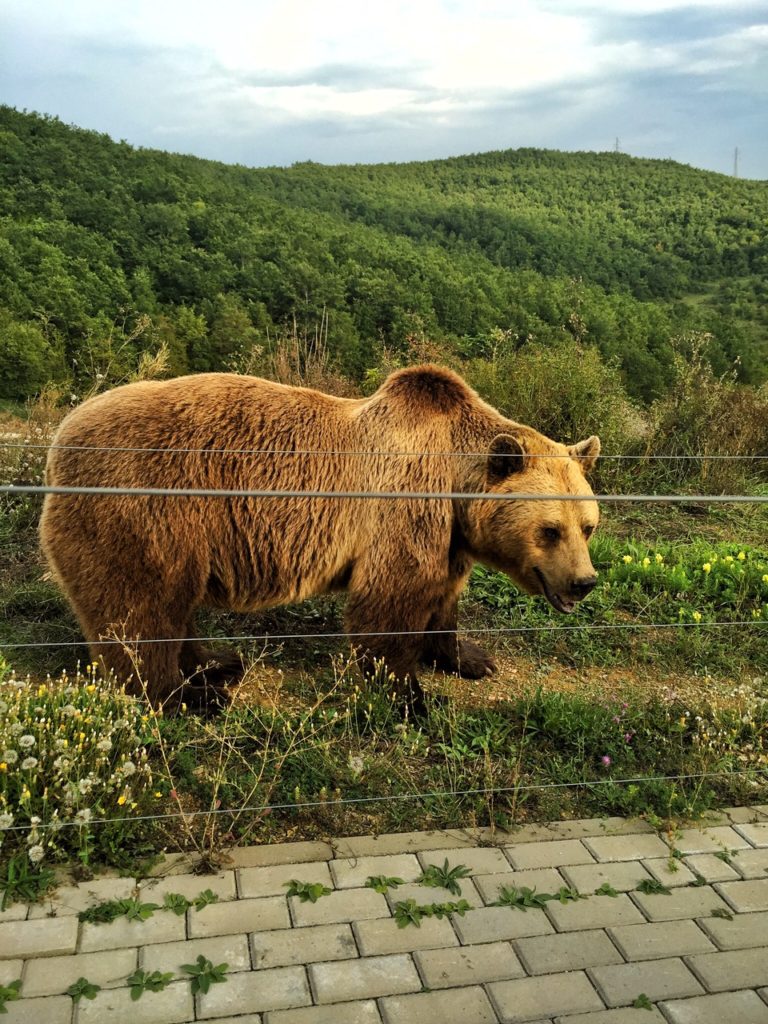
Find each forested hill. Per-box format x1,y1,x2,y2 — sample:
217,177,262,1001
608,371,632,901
1,105,767,402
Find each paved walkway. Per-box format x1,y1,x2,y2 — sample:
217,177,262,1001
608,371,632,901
1,807,767,1023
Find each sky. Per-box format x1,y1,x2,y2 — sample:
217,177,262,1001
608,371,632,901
2,0,767,178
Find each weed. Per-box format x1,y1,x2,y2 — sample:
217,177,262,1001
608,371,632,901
711,907,734,920
552,886,588,904
636,878,672,895
193,888,220,910
284,880,332,903
126,968,174,1001
632,993,654,1010
493,885,550,911
181,955,229,996
417,859,472,896
0,853,55,909
365,875,405,894
393,897,471,928
78,897,159,924
594,882,619,897
66,977,101,1002
713,850,733,864
0,979,21,1013
162,893,192,916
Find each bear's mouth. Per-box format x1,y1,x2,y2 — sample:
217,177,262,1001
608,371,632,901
533,567,576,614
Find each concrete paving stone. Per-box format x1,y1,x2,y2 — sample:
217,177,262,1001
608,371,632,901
545,893,645,932
140,933,251,974
560,861,653,894
379,984,497,1023
139,869,236,903
670,826,750,855
264,1002,381,1024
27,875,136,919
515,929,623,975
0,916,78,958
501,818,654,844
188,895,290,938
588,957,703,1006
452,905,555,944
78,980,193,1024
660,989,768,1024
685,947,768,992
143,851,201,876
608,920,715,961
353,914,457,955
681,853,740,882
735,822,768,846
715,878,768,912
201,1017,263,1024
309,952,420,1003
731,847,768,879
415,940,524,988
0,961,21,986
290,887,389,926
23,946,138,996
629,885,731,922
761,988,768,1005
252,923,357,967
329,854,421,889
698,908,768,949
641,858,698,888
729,806,768,823
488,971,604,1022
417,845,511,875
506,840,595,870
197,966,311,1018
79,910,185,952
474,869,566,905
555,1011,666,1023
583,835,669,863
0,903,28,923
238,863,334,899
2,995,72,1024
332,829,475,858
227,842,333,868
384,879,480,908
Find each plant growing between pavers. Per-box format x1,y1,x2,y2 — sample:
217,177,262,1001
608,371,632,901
163,892,192,915
594,882,619,897
416,859,472,896
636,878,672,895
126,968,174,1001
284,879,332,902
181,955,229,996
632,993,654,1010
0,852,55,909
193,888,220,910
365,875,405,894
492,884,588,910
0,980,21,1014
66,977,101,1002
393,897,471,928
711,906,734,920
79,889,220,923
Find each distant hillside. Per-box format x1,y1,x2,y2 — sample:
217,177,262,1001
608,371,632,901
1,105,766,401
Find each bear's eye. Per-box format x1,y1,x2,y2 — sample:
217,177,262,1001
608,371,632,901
542,526,561,544
583,525,594,539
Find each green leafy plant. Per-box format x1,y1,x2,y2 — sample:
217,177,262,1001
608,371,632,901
393,898,471,928
636,878,672,895
126,968,174,1001
493,885,549,911
193,888,220,910
552,886,588,904
713,850,734,864
711,907,734,920
181,955,229,996
632,993,654,1010
66,977,101,1002
0,980,21,1014
594,882,619,897
417,859,472,897
0,853,55,910
162,893,192,916
78,897,160,924
284,880,332,903
365,875,405,894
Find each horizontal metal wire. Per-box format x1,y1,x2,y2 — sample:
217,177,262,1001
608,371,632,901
3,768,764,835
3,483,768,503
0,619,764,650
2,440,767,460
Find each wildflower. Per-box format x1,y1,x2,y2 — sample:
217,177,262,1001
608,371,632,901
655,553,663,563
0,763,6,773
96,739,113,753
692,611,702,623
77,779,93,795
154,791,162,799
18,735,35,750
0,814,13,830
738,551,746,561
28,845,44,865
117,795,127,806
121,760,137,777
622,555,632,564
762,575,768,585
642,557,650,568
703,563,711,574
21,757,38,770
2,751,18,765
601,755,612,766
75,809,92,824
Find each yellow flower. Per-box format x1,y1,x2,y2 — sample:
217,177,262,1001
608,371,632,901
117,794,127,806
678,717,687,727
738,551,746,561
154,791,162,799
703,563,711,573
762,575,768,584
725,556,734,563
752,609,761,619
86,684,96,694
623,555,633,564
0,763,6,773
642,557,650,568
692,611,702,623
655,553,663,563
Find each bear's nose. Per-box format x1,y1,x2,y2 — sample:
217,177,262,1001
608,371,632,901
570,575,598,599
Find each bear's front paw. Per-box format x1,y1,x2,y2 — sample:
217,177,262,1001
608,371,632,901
455,639,497,679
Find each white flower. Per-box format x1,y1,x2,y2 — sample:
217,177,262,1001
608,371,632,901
0,814,13,830
96,739,112,752
114,719,129,729
21,757,38,770
121,760,136,777
75,808,92,824
53,757,71,772
54,738,68,751
77,779,93,795
61,705,77,718
2,751,18,765
0,700,7,714
28,845,44,864
9,723,24,735
348,755,364,776
29,816,41,826
18,735,35,749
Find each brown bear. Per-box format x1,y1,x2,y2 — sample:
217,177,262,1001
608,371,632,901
39,365,600,709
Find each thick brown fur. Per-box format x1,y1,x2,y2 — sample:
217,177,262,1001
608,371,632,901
39,366,601,708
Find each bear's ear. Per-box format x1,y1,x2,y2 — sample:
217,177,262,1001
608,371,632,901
487,433,526,482
569,435,601,473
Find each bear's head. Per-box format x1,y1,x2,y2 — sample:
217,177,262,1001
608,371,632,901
466,428,601,614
